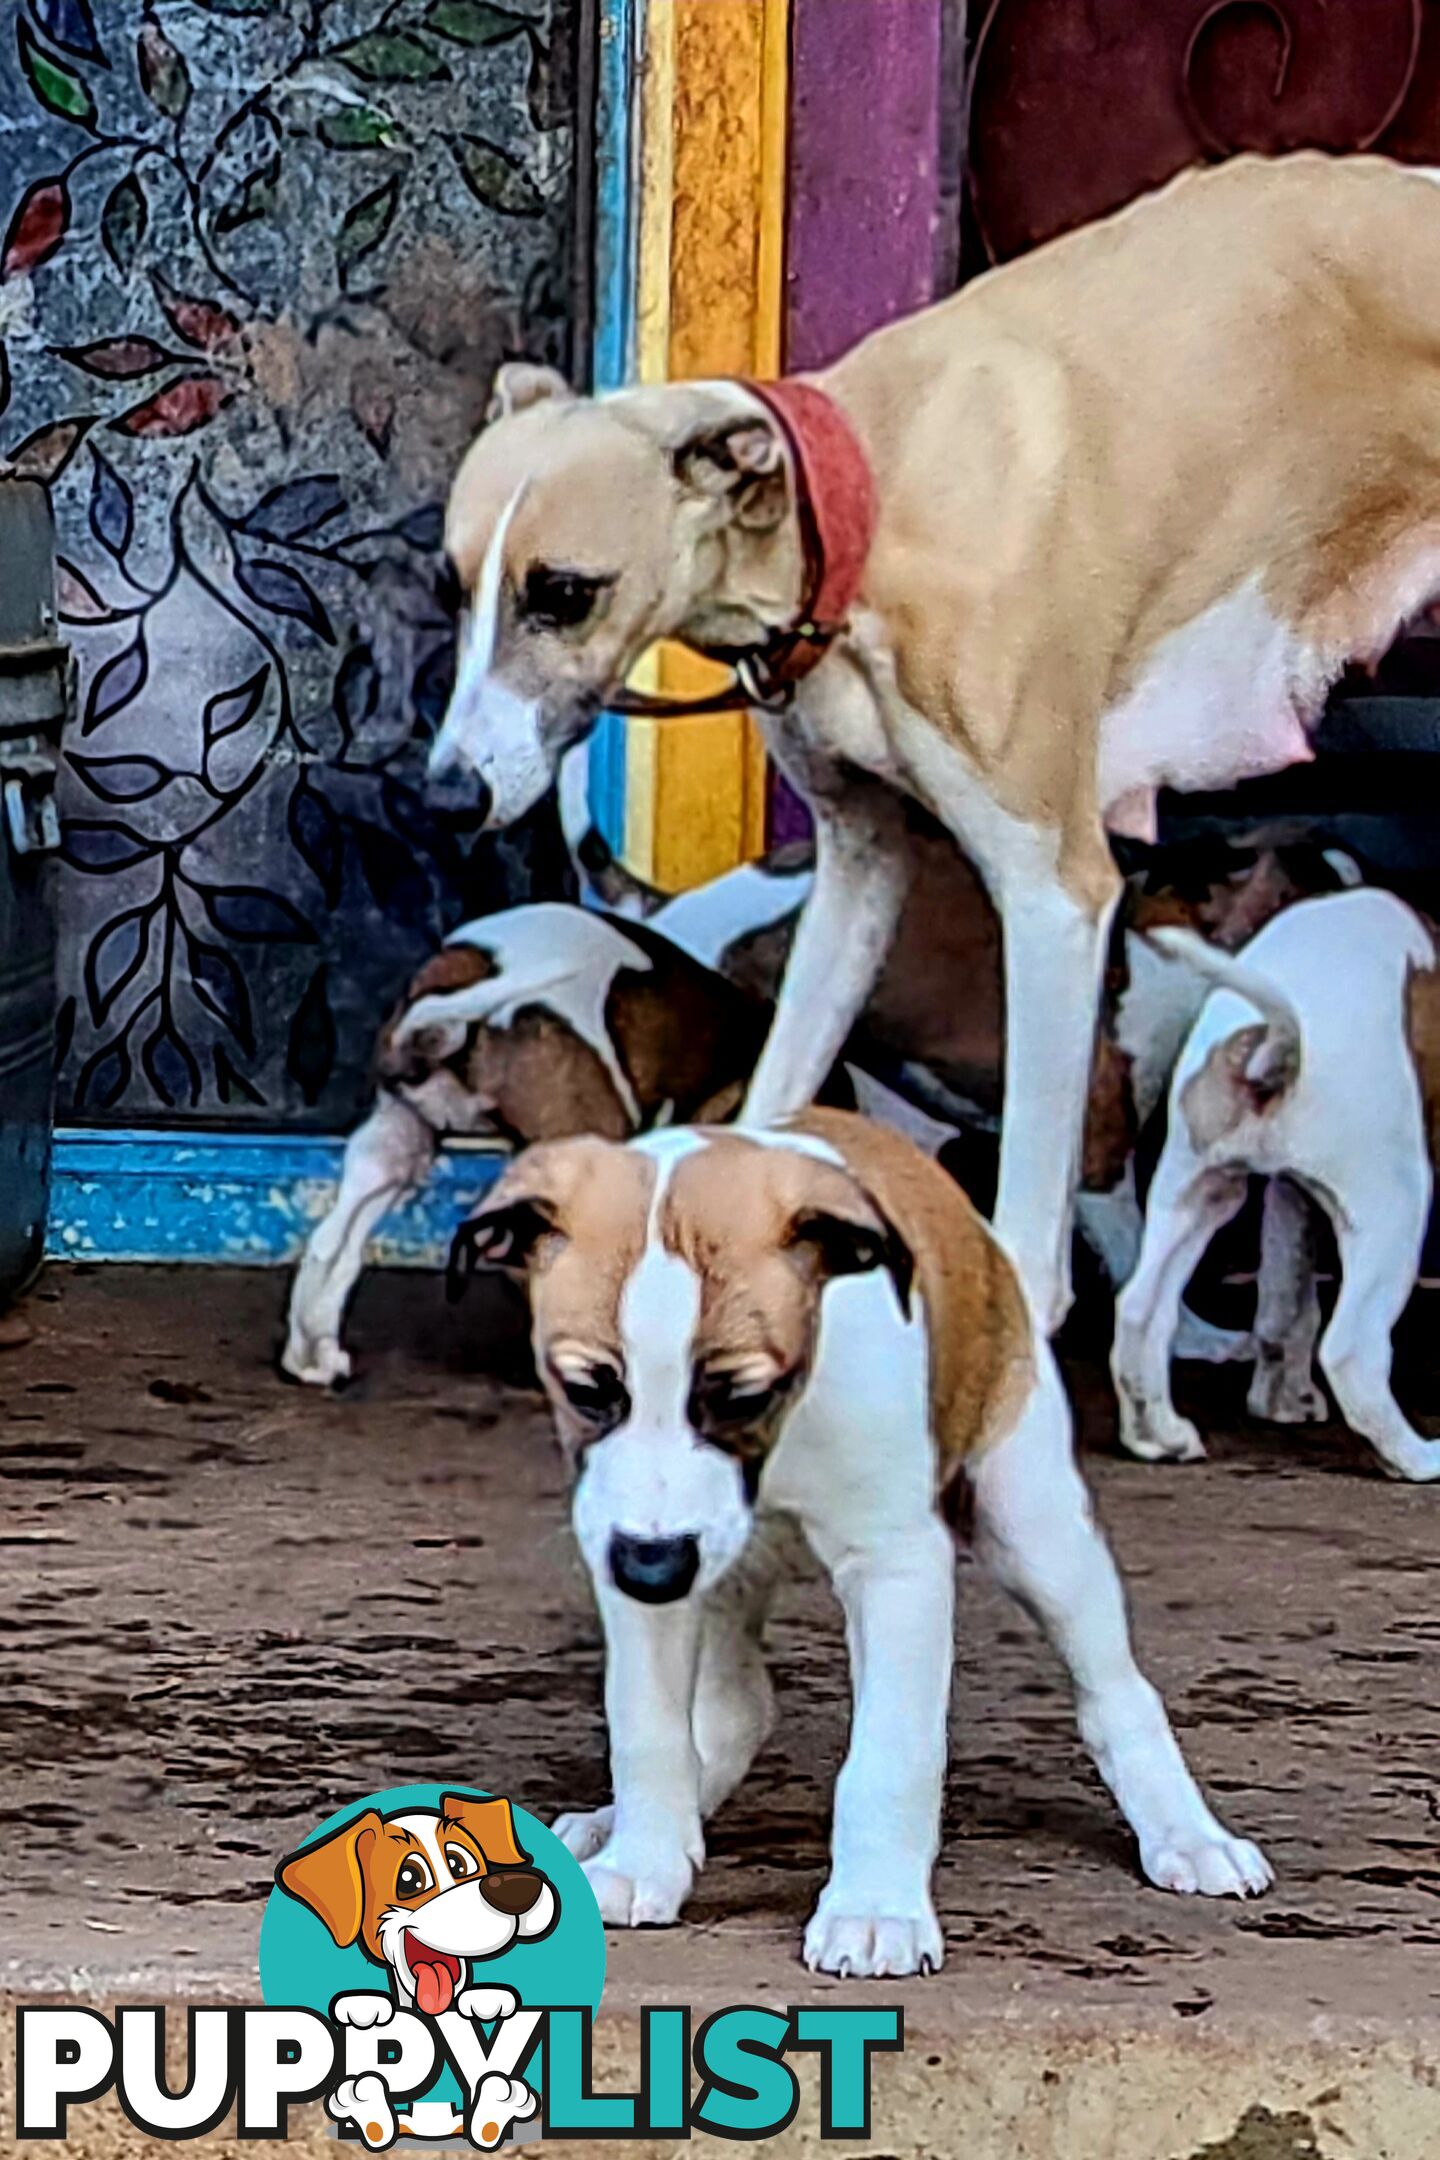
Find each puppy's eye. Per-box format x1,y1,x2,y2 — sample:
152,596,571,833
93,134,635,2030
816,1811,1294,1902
520,565,608,631
553,1362,629,1432
445,1843,479,1881
396,1856,433,1899
691,1371,788,1430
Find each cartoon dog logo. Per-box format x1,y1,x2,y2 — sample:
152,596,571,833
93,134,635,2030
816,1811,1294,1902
277,1791,557,2148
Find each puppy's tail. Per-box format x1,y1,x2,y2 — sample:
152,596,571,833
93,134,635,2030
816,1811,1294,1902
1146,925,1302,1097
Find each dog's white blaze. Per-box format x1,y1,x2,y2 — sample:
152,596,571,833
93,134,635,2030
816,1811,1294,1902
430,485,550,820
651,861,814,970
618,1144,705,1437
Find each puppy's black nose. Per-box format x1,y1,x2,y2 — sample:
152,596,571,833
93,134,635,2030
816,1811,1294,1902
608,1531,701,1604
424,766,492,829
479,1868,545,1916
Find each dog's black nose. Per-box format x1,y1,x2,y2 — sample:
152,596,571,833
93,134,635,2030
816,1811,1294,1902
424,765,492,829
608,1531,701,1604
479,1868,545,1917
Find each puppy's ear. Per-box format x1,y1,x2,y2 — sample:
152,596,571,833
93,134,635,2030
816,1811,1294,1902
276,1808,383,1948
440,1791,531,1869
787,1180,914,1319
447,1196,559,1301
674,416,789,532
487,362,574,424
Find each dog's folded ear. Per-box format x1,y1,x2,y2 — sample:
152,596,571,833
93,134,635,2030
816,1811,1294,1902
486,362,575,425
440,1791,531,1868
447,1197,560,1300
276,1808,384,1948
785,1175,914,1319
674,416,789,532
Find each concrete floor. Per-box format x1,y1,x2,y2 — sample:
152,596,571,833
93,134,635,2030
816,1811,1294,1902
3,1264,1440,2156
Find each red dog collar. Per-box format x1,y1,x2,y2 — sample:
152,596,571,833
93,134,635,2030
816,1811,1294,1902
609,376,877,719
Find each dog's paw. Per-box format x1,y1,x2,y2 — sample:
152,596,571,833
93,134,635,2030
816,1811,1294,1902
328,2074,396,2149
582,1844,692,1927
1248,1365,1327,1425
281,1335,351,1389
331,1992,394,2030
803,1903,943,1979
1142,1829,1273,1900
468,2074,538,2150
552,1806,614,1863
1118,1406,1207,1464
457,1984,519,2025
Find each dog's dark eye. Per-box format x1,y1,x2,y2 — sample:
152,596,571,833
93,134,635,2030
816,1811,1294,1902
445,1843,478,1881
396,1856,433,1899
554,1362,629,1432
690,1370,788,1432
520,565,608,631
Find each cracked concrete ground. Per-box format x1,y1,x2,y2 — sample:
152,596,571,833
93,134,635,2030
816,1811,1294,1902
2,1263,1439,2157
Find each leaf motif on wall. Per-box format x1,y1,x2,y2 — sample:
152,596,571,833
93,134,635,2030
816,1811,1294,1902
238,473,345,543
142,1018,201,1108
350,817,430,918
319,106,398,150
236,557,334,641
2,176,71,279
426,1,527,47
17,17,97,128
334,640,380,744
202,664,270,750
214,149,281,234
76,1034,134,1109
69,751,174,804
82,625,148,734
193,883,317,944
334,30,449,83
287,775,345,908
54,335,179,379
89,448,134,559
56,558,115,624
6,414,95,480
111,374,234,437
137,16,190,118
31,0,107,66
185,933,254,1051
54,995,77,1074
338,174,402,282
524,29,567,134
85,903,151,1025
61,820,158,873
101,174,147,273
286,962,337,1107
152,274,241,352
395,502,444,550
213,1043,264,1105
454,136,544,216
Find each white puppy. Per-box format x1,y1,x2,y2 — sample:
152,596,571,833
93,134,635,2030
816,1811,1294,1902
1113,889,1440,1481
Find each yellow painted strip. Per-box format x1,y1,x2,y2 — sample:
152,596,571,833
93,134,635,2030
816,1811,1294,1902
626,0,791,891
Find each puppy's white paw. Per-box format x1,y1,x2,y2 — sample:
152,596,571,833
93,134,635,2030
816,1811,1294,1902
1380,1437,1440,1484
803,1903,943,1979
582,1844,692,1927
552,1805,614,1862
331,1992,394,2030
1118,1407,1207,1464
457,1984,520,2024
468,2074,538,2149
1248,1363,1327,1425
328,2074,396,2149
282,1335,351,1388
1142,1829,1273,1899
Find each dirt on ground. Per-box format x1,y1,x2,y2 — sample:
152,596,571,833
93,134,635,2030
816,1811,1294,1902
1,1263,1439,2155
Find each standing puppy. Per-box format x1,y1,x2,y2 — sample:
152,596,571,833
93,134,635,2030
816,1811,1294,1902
450,1111,1270,1978
430,155,1440,1334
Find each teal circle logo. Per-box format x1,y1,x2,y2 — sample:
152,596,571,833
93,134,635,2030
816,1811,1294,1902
258,1783,605,2146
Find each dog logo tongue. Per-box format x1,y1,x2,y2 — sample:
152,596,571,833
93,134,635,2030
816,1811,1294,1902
407,1935,462,2017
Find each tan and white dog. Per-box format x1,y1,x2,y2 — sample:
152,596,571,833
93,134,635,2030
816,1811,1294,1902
429,153,1440,1335
1113,890,1440,1481
449,1110,1271,1979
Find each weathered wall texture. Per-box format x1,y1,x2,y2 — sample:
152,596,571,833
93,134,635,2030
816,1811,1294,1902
0,0,584,1126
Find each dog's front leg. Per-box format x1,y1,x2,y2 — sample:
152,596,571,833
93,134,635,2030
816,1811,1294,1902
580,1582,705,1926
803,1520,952,1979
742,790,910,1125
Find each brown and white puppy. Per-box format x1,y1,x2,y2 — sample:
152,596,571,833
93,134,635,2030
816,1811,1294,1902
449,1110,1270,1979
430,155,1440,1338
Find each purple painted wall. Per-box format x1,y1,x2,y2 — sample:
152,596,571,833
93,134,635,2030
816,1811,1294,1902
770,0,949,842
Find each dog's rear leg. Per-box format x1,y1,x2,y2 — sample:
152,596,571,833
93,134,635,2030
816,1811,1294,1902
742,788,909,1125
282,1094,437,1387
1318,1177,1439,1481
1112,1160,1246,1463
1248,1177,1326,1424
971,1352,1272,1898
